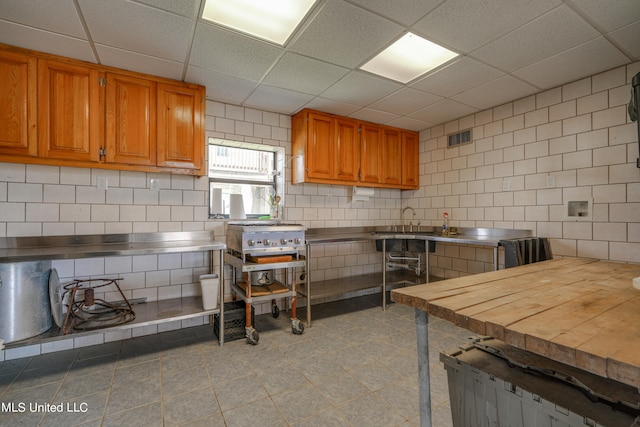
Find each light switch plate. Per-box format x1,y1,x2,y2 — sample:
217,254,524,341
546,175,556,188
97,176,108,191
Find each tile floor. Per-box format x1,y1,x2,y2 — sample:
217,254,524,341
0,294,472,426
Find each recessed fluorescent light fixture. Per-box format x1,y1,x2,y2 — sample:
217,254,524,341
361,33,458,83
202,0,317,45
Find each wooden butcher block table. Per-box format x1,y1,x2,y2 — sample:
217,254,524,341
391,257,640,426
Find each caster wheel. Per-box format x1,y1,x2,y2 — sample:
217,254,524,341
292,323,305,335
246,329,259,345
272,304,280,318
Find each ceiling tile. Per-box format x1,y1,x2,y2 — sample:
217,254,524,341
472,5,601,72
368,88,441,116
186,66,258,105
190,23,283,82
349,108,399,124
386,116,434,132
0,21,96,63
410,57,503,97
413,0,562,52
135,0,199,19
409,99,478,125
289,0,403,68
244,85,314,114
263,53,349,95
570,0,640,31
96,45,184,79
345,0,441,26
514,37,630,89
451,75,539,109
0,0,86,38
609,21,640,60
77,0,193,62
321,71,401,106
301,98,362,116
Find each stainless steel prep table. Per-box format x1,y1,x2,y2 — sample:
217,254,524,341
303,227,532,327
0,231,227,347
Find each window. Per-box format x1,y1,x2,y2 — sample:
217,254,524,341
208,139,283,219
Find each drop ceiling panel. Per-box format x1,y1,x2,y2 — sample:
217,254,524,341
409,99,478,125
413,0,563,52
186,66,258,105
472,5,601,72
349,108,399,124
345,0,442,26
302,98,362,116
96,45,184,80
571,0,640,31
135,0,199,19
77,0,193,62
245,85,314,114
190,23,283,82
386,116,434,132
610,21,640,58
410,57,504,98
289,0,404,68
451,75,539,110
0,0,86,38
514,37,631,89
321,71,402,106
0,21,96,63
263,53,349,95
368,88,441,116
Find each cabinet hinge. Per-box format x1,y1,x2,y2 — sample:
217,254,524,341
98,77,107,87
99,147,106,159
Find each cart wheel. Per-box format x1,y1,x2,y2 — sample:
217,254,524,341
246,328,259,345
292,322,304,335
272,304,280,318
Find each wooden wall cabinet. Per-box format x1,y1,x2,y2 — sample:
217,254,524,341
0,44,205,176
292,108,419,190
0,50,37,157
292,110,359,185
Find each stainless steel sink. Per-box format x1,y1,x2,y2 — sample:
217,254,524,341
373,231,436,253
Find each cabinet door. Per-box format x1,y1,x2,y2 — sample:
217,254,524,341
334,117,359,182
381,128,402,185
37,59,100,162
402,131,419,188
359,123,382,184
306,111,333,180
0,51,37,157
157,83,204,172
105,73,156,166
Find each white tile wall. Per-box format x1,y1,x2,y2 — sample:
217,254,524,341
410,61,640,270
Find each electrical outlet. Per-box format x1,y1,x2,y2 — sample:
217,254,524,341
150,179,160,191
97,176,108,191
546,175,556,188
502,179,510,191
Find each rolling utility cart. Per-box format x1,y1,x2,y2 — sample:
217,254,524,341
225,223,306,345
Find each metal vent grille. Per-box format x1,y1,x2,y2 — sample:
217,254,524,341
447,129,472,147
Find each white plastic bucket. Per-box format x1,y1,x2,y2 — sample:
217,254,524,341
199,274,219,310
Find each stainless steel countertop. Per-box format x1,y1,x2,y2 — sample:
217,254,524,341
305,226,533,247
0,231,226,262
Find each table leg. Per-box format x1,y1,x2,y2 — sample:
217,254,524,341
382,239,387,310
414,308,432,427
305,243,312,327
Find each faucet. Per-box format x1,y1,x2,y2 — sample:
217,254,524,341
401,206,415,233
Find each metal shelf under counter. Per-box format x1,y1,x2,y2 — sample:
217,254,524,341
0,231,227,358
